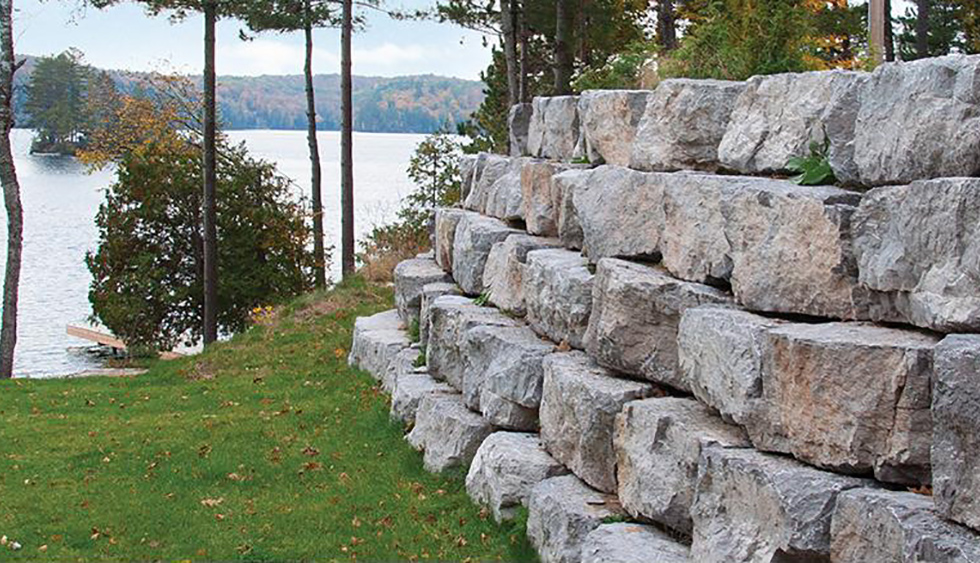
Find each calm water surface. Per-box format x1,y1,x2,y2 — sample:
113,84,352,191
0,128,423,377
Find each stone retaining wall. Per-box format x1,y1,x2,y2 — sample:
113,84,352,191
351,54,980,562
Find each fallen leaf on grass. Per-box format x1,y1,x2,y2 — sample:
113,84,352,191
200,498,224,508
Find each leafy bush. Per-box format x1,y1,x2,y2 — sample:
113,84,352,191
787,139,837,186
572,41,658,92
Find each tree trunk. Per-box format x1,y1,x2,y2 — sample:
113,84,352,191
0,0,21,379
340,0,355,279
203,1,218,345
554,0,574,95
658,0,678,51
518,4,529,103
884,0,895,61
500,0,520,108
304,1,326,289
916,0,930,58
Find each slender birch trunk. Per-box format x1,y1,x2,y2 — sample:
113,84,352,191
0,0,22,379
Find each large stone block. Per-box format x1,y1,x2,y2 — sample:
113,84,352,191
425,295,518,390
580,523,690,563
522,160,588,238
541,351,658,493
551,169,588,250
615,398,749,534
433,207,471,273
630,78,744,172
762,322,939,485
527,96,581,161
464,154,526,222
851,54,980,186
578,90,651,166
465,432,569,522
854,178,980,333
393,257,453,326
451,212,521,295
831,489,980,562
692,447,874,563
381,346,422,395
509,103,533,157
418,282,461,348
348,310,411,381
585,259,732,389
390,372,455,425
406,393,495,473
933,335,980,531
524,249,594,349
527,474,626,563
718,70,866,179
483,234,562,315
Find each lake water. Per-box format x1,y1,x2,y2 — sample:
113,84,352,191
0,128,425,378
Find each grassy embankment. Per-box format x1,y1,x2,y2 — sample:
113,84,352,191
0,279,536,561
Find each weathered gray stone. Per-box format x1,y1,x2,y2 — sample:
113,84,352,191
585,259,732,389
509,103,533,157
615,398,749,534
692,447,874,563
854,178,980,333
933,335,980,531
718,70,866,179
464,154,527,222
527,474,626,563
580,523,690,563
418,282,461,348
460,154,478,198
522,160,589,238
578,90,652,167
527,96,581,161
483,234,563,315
459,324,554,417
348,309,411,380
478,389,539,431
406,393,495,473
434,207,470,273
541,351,658,493
630,78,745,172
381,346,422,395
569,166,666,263
425,295,518,390
678,306,789,448
551,169,587,250
851,54,980,186
524,249,594,349
452,212,521,295
762,322,939,485
465,432,569,522
393,257,453,326
390,372,455,425
832,489,980,562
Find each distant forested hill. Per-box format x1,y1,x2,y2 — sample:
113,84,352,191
12,54,485,134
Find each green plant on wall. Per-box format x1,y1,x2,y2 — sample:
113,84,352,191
787,138,837,186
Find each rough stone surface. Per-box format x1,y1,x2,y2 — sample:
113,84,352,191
406,393,495,473
483,234,562,315
933,335,980,531
522,160,588,238
551,169,588,250
678,306,788,448
854,178,980,333
434,207,471,273
381,346,422,395
762,322,939,485
348,309,410,381
615,398,748,534
851,54,980,186
831,489,980,562
479,389,539,431
524,249,594,349
692,447,874,563
527,96,581,161
509,103,533,157
630,78,745,172
418,282,461,348
464,154,527,222
526,474,626,563
460,154,478,198
569,166,666,263
390,372,455,425
393,257,453,325
578,90,651,166
585,259,732,389
540,351,658,493
425,295,518,390
580,523,690,563
452,212,521,295
465,432,569,522
718,70,866,179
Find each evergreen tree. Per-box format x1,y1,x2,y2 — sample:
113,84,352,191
24,50,88,154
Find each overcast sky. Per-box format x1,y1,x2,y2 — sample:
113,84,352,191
13,0,494,80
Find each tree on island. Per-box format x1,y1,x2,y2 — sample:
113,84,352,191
0,0,23,378
24,49,91,155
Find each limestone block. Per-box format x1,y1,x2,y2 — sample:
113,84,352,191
406,393,495,473
527,474,626,563
527,96,581,161
393,257,453,326
509,102,533,157
348,309,410,381
381,346,421,395
390,372,455,425
580,523,690,563
551,169,588,250
524,249,594,349
578,90,652,166
418,282,461,348
434,207,471,273
522,160,588,238
425,295,518,390
452,212,521,295
483,234,562,315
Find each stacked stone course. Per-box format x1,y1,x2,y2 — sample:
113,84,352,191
350,54,980,562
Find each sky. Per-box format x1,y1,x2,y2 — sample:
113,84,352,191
12,0,494,80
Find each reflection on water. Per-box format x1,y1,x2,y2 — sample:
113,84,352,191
0,128,423,377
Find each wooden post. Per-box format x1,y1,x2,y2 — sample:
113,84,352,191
869,0,886,64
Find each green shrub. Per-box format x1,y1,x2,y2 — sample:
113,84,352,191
787,139,837,186
572,41,658,92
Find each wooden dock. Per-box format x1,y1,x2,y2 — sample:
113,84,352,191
66,325,185,360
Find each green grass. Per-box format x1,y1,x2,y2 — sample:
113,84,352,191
0,279,537,561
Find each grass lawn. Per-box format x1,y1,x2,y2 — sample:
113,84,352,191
0,279,537,561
